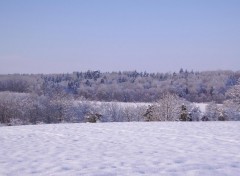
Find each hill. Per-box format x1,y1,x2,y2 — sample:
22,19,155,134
0,122,240,175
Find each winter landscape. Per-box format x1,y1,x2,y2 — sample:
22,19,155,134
1,0,240,176
1,122,240,176
1,72,240,176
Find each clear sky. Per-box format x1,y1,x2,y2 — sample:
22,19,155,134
0,0,240,74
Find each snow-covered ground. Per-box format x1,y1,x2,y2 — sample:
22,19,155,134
1,122,240,176
193,103,207,113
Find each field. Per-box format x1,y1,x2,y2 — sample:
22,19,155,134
0,122,240,176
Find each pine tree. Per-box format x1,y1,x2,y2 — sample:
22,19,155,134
143,105,155,121
179,104,188,121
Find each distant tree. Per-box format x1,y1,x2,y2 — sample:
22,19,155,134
223,100,240,121
223,79,240,120
99,103,122,122
143,105,155,121
122,105,145,122
85,113,102,123
189,106,201,121
0,92,37,125
148,92,184,121
205,102,226,121
179,68,184,74
179,104,189,121
226,80,240,107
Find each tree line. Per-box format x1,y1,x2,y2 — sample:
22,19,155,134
0,69,240,125
0,69,240,103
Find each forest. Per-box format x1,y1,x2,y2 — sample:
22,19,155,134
0,69,240,125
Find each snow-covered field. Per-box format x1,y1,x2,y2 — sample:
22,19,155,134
1,122,240,176
80,100,208,112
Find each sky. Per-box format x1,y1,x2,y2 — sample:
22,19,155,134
0,0,240,74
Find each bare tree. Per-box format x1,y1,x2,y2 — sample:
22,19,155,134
150,92,184,121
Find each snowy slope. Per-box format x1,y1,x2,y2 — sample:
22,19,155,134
0,122,240,176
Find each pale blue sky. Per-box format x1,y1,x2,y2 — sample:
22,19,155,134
0,0,240,74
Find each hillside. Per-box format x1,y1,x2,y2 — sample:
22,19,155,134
0,122,239,176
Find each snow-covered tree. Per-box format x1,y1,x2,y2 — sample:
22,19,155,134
205,102,226,121
150,92,184,121
223,100,240,121
0,92,37,125
223,79,240,120
99,103,123,122
189,106,201,121
226,80,240,109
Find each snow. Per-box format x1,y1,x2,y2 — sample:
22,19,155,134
194,103,223,114
1,122,240,176
79,100,209,113
76,100,150,108
194,103,208,113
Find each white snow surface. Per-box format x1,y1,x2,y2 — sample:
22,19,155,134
1,122,240,176
193,103,208,113
193,103,223,114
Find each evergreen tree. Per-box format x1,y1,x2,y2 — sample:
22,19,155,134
179,104,188,121
143,105,155,121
